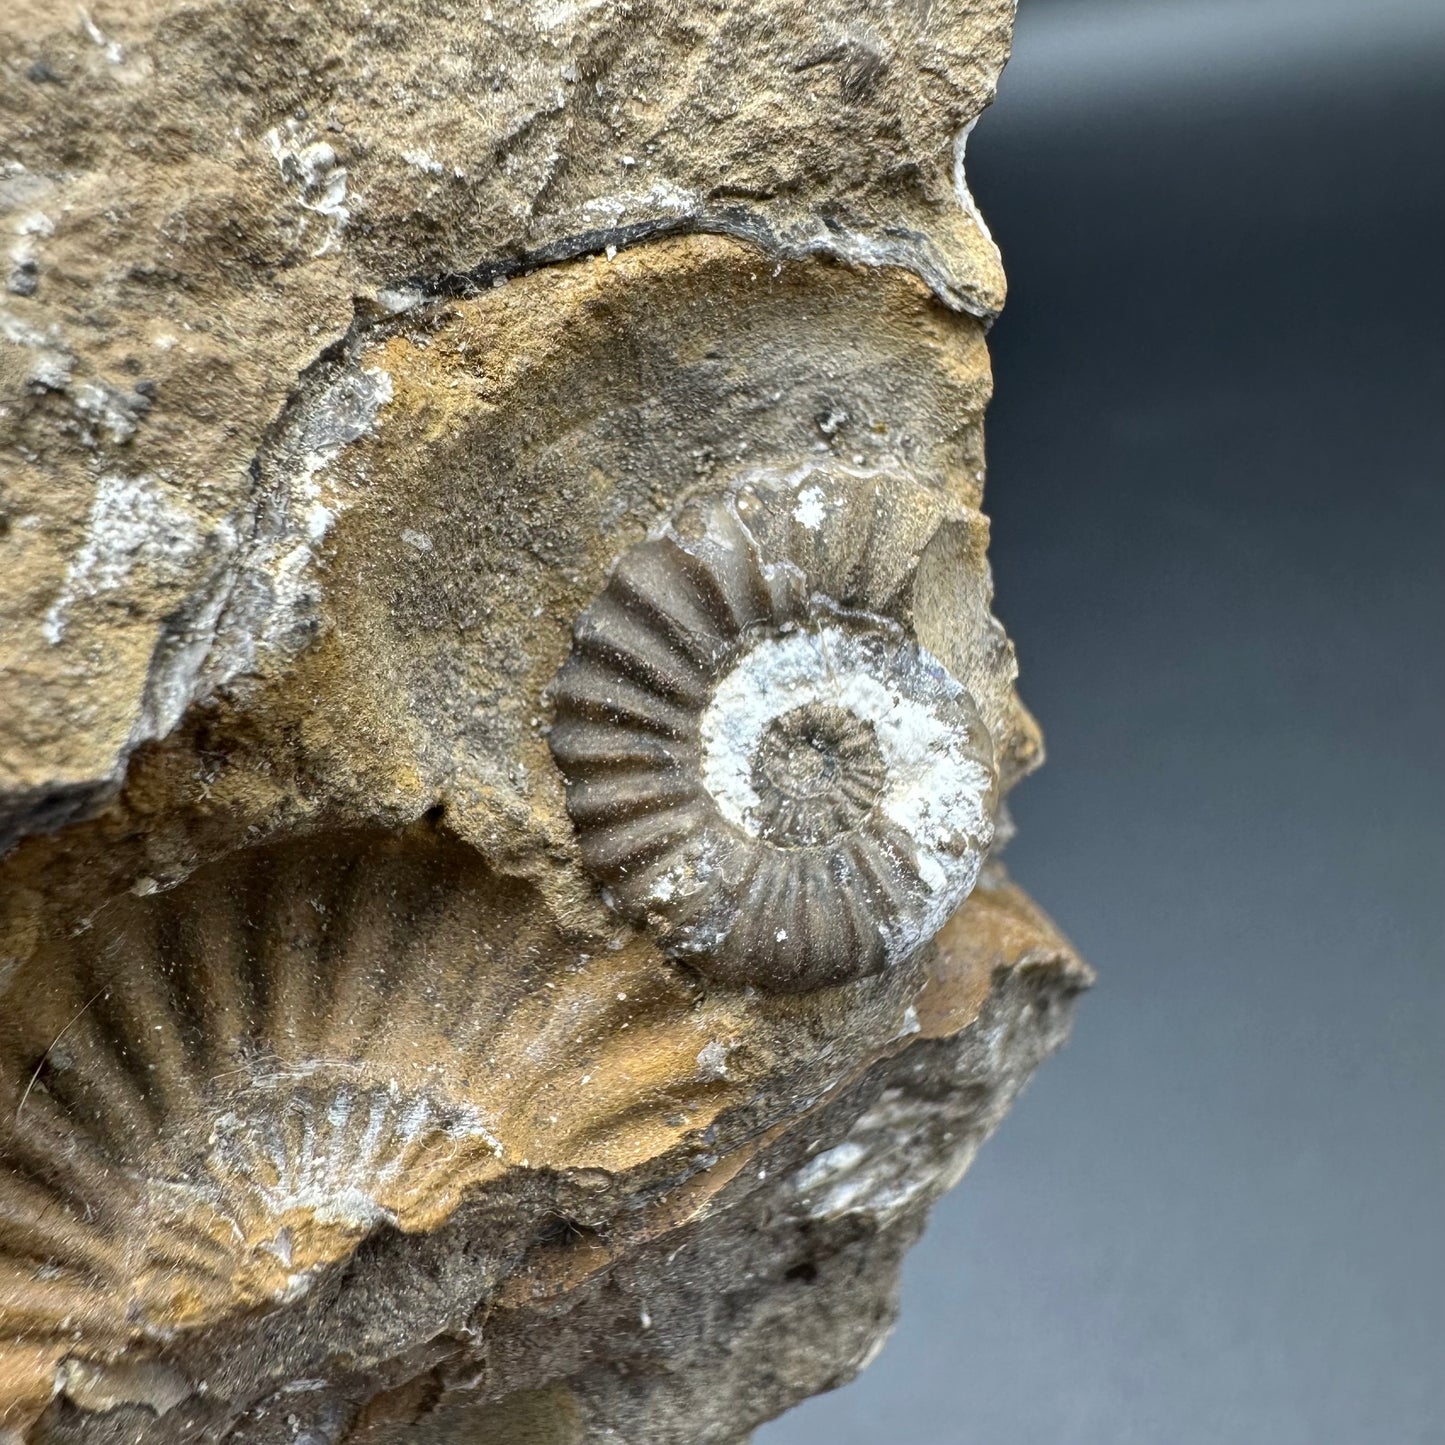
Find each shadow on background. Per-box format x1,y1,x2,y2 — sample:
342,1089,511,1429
760,1,1444,1441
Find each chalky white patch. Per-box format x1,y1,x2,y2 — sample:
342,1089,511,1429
696,1039,731,1081
952,118,996,247
205,363,393,685
700,623,995,907
401,149,445,176
792,484,827,529
78,6,124,65
265,121,350,256
792,1087,984,1225
43,474,203,645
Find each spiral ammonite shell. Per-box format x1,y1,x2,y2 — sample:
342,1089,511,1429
549,469,1000,991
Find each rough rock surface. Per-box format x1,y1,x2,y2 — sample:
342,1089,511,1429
0,2,1089,1440
0,0,1009,839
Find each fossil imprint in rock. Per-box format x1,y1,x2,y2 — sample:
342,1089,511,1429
0,229,1071,1436
551,469,1005,991
0,0,1089,1428
0,830,742,1383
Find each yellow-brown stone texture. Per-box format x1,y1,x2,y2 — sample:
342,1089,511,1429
0,2,1088,1439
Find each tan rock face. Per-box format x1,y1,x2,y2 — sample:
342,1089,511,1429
0,0,1009,839
0,2,1088,1440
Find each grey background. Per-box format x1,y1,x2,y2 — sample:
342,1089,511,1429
760,1,1445,1440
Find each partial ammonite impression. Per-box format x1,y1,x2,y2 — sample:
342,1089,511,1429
0,829,753,1416
549,469,1003,991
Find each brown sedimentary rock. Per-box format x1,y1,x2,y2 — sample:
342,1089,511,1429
0,1,1087,1439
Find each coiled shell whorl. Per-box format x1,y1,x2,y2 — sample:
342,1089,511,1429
549,469,1001,991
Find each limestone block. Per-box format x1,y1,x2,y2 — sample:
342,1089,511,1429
0,1,1088,1438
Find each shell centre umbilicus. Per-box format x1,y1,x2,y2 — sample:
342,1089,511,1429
700,623,995,872
751,703,886,847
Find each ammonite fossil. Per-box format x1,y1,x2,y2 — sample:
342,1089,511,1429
549,469,1003,991
0,830,749,1410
